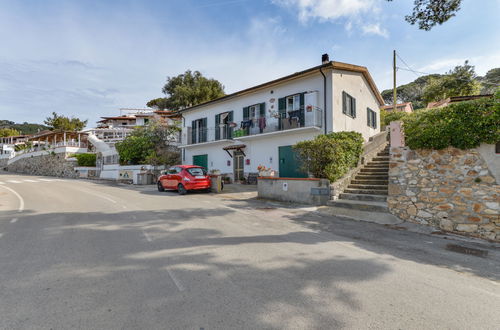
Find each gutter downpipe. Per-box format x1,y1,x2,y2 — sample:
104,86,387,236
319,65,328,134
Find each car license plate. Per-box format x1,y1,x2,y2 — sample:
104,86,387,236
195,176,205,179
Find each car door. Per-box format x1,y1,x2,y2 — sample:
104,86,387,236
164,167,176,188
171,167,183,187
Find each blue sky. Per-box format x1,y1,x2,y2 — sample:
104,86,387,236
1,0,499,127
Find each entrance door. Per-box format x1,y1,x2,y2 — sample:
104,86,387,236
233,151,244,181
192,154,208,169
278,145,307,178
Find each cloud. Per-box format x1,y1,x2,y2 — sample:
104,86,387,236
418,54,500,75
362,23,389,38
273,0,376,22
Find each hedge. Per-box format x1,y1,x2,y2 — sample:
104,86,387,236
293,131,364,182
75,153,97,167
403,93,499,150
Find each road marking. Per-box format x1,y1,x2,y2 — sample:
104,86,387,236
0,181,5,184
0,185,25,212
166,268,185,292
23,179,38,182
93,193,117,204
142,230,152,242
10,218,18,223
7,180,21,183
38,178,55,182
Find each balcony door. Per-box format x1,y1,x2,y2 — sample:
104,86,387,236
233,151,244,181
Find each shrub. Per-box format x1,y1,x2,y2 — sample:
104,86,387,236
75,153,97,167
380,109,409,128
403,93,500,150
293,131,364,182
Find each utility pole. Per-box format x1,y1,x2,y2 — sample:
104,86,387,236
393,50,397,112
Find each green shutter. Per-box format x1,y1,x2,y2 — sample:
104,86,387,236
191,120,196,144
215,114,220,140
374,111,377,129
299,93,305,126
228,111,234,139
201,117,207,142
367,108,370,127
243,107,249,120
352,97,356,118
342,92,347,114
259,102,266,117
278,97,286,130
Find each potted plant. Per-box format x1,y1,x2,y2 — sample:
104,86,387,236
257,164,275,177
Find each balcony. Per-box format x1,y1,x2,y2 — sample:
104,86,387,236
183,108,323,146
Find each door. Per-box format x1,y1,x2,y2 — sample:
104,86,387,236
278,145,307,178
192,154,208,169
233,151,244,181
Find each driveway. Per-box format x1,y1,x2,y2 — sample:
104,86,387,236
0,172,499,329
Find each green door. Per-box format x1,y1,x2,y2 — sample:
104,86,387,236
278,146,307,178
192,154,208,169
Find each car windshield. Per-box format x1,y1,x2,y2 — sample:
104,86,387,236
186,168,207,176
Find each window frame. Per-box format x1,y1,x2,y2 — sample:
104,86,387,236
342,91,356,118
367,108,377,128
286,94,301,112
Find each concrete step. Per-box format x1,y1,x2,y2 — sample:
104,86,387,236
359,168,388,173
347,184,388,190
355,174,389,180
351,179,388,185
339,193,388,202
372,156,390,161
343,188,388,195
317,205,402,225
327,199,389,212
365,163,389,168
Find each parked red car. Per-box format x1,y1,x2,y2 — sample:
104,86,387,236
157,165,211,195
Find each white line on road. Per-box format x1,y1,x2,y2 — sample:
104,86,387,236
10,218,18,223
0,181,4,184
0,185,25,212
142,230,152,242
23,179,38,182
7,180,21,183
38,178,55,182
166,268,185,292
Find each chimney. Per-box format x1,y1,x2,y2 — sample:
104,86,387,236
321,53,329,64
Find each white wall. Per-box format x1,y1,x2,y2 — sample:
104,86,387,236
332,70,381,141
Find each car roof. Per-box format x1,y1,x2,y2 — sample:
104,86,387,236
171,165,203,169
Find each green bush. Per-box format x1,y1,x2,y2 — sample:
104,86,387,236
293,131,364,182
75,153,97,167
403,93,500,150
380,109,409,128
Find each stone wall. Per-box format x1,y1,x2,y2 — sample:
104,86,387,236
7,152,79,178
388,146,499,241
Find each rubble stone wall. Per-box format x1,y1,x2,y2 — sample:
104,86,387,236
7,152,78,178
388,146,499,241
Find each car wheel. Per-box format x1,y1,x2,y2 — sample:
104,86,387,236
177,184,187,195
157,181,165,192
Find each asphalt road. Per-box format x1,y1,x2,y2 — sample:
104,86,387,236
0,172,499,330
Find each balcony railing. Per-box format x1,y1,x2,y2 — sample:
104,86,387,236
184,108,322,145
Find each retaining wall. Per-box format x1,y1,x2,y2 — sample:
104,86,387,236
258,177,330,205
388,145,499,241
7,152,79,178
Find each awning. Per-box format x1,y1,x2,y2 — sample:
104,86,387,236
223,144,246,157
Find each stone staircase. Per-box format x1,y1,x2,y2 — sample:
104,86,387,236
325,145,396,220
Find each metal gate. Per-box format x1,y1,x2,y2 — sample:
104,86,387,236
233,151,244,181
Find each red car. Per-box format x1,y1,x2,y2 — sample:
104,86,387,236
157,165,211,195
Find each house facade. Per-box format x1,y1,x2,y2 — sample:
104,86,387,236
179,58,384,180
381,102,413,113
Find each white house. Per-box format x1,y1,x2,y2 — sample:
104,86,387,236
179,55,385,180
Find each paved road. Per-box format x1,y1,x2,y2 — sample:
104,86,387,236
0,172,499,329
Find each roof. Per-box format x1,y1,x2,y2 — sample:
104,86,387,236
427,94,493,109
29,130,87,139
100,116,137,121
381,102,412,110
178,61,384,113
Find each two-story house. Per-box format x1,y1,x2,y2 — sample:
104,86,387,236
179,55,384,180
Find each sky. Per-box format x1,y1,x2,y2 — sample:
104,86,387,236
1,0,499,127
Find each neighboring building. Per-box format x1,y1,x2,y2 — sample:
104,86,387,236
427,94,493,109
97,108,180,129
178,55,384,180
380,102,413,113
0,135,30,160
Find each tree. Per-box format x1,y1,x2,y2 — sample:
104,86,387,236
479,68,500,94
0,128,21,137
147,70,225,111
381,74,441,109
422,61,481,103
146,97,169,110
115,119,180,165
0,120,49,135
387,0,462,30
44,112,88,131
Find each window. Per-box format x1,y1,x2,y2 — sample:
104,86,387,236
191,118,207,143
186,167,207,176
367,108,377,128
342,91,356,118
144,118,149,125
249,104,260,118
122,122,128,126
286,94,301,111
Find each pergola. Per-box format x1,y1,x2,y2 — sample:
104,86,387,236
28,130,88,148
